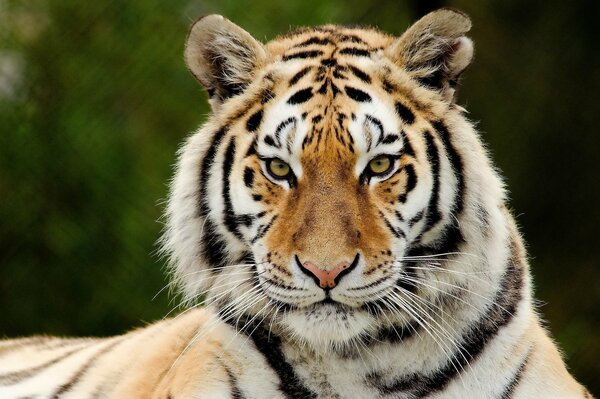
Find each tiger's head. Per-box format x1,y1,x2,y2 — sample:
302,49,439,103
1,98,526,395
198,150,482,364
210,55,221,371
163,9,507,351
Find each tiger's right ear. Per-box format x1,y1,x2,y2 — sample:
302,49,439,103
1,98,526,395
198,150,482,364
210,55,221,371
185,15,267,108
385,8,473,102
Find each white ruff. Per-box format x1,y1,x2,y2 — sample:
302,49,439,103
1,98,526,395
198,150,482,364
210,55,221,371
282,305,374,350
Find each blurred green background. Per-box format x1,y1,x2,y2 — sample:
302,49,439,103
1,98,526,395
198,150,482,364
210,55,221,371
0,0,598,393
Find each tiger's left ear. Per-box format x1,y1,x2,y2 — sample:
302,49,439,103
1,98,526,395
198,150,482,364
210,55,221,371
185,15,268,109
385,8,474,101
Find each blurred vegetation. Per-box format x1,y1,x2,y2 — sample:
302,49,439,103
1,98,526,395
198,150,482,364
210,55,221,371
0,0,597,393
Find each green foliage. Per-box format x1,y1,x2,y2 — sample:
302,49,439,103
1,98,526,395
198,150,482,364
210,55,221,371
0,0,597,393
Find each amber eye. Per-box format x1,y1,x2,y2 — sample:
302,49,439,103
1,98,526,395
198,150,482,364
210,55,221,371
368,155,393,175
267,158,291,179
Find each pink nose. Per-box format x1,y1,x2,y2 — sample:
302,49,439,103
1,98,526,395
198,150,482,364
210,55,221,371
297,255,359,289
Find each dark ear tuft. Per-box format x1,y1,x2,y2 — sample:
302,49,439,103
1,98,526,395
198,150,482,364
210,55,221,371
185,15,267,109
386,8,474,101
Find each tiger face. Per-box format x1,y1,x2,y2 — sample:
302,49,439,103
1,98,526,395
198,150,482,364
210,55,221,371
167,10,479,350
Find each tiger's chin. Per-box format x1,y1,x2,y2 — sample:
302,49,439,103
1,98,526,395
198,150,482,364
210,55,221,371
281,301,374,351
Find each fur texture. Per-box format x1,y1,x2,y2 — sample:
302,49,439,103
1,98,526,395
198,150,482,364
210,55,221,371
0,9,592,399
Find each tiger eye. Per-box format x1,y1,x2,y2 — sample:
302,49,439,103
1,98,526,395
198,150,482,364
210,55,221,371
368,155,392,175
268,159,291,178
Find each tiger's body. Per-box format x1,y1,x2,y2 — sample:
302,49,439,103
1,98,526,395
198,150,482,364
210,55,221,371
0,9,592,399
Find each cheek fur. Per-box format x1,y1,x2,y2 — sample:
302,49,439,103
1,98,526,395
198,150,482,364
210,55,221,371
242,160,285,208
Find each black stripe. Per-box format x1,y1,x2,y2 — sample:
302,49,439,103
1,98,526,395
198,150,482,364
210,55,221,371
219,360,245,399
382,78,398,94
345,86,371,102
403,164,417,194
347,65,371,83
224,317,317,399
289,66,312,86
222,138,244,240
337,33,367,44
260,87,274,104
287,88,313,105
365,115,384,145
202,217,230,270
245,137,258,158
250,215,278,244
381,134,399,145
339,47,371,57
275,117,297,145
246,110,263,132
293,37,333,47
199,127,228,218
395,210,405,222
399,130,416,157
243,167,254,188
380,243,525,397
433,121,465,216
408,210,424,227
51,339,122,398
0,344,89,386
282,50,323,61
374,321,421,343
421,131,442,231
381,212,405,239
320,58,337,67
498,348,532,399
197,128,231,269
395,101,415,124
415,121,466,254
264,135,278,148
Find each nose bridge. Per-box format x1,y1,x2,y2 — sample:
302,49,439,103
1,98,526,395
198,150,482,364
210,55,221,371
293,165,360,268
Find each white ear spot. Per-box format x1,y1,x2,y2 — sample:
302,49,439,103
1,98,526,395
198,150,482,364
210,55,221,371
449,36,474,78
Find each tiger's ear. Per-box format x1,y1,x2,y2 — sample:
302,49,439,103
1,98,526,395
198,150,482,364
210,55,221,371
385,8,473,101
185,15,267,108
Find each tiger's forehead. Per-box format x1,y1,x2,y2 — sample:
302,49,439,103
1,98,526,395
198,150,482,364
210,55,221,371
252,28,410,170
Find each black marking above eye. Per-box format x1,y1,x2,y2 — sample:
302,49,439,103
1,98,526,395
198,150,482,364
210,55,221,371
395,101,415,124
246,110,263,132
345,86,371,102
381,134,400,145
287,88,314,105
274,117,296,144
264,135,278,148
365,115,384,144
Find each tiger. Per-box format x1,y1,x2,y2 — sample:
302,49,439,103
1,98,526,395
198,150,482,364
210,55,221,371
0,8,593,399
